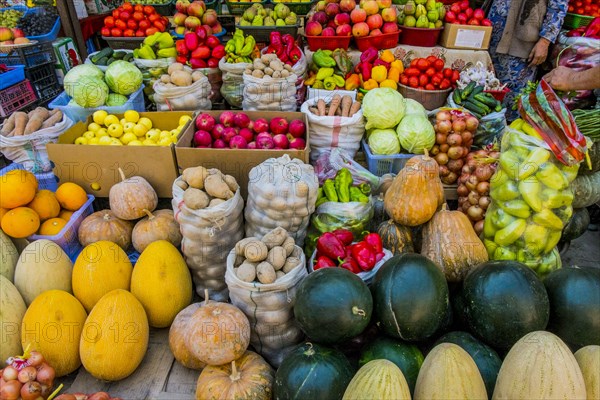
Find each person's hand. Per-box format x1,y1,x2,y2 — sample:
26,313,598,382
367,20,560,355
543,66,575,91
528,38,551,67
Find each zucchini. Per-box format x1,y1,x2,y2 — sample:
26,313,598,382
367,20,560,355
113,50,127,59
453,89,463,105
461,81,476,100
91,47,113,64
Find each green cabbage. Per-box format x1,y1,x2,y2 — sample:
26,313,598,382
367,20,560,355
106,93,128,106
368,129,401,155
104,60,143,95
404,98,427,117
363,88,406,130
396,114,435,154
63,64,104,98
71,76,108,108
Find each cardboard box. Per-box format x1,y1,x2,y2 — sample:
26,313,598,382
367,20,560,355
53,38,82,85
47,111,195,198
439,23,493,50
175,111,310,199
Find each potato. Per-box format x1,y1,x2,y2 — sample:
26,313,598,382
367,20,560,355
261,227,287,249
272,71,281,79
237,261,257,283
175,179,188,190
204,174,234,200
160,74,171,84
267,246,287,271
291,247,302,258
244,69,252,75
253,59,266,70
281,70,290,78
208,198,226,207
256,262,276,284
168,62,184,75
191,70,204,82
252,69,265,78
224,175,239,192
182,166,209,189
269,60,283,71
284,64,293,72
275,271,286,281
183,188,210,210
282,256,300,273
281,236,295,256
235,237,257,256
171,70,193,87
244,240,268,262
234,254,245,267
264,67,274,76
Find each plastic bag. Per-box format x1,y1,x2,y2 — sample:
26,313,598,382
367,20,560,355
300,97,365,162
225,249,307,367
153,75,212,111
219,59,252,108
313,148,383,191
135,58,174,105
447,93,507,148
245,154,319,246
242,72,298,111
133,57,175,69
0,114,74,173
308,247,392,285
195,67,223,103
172,177,245,301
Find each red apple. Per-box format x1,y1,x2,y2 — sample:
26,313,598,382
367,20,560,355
220,111,235,127
213,139,226,148
481,18,492,26
311,11,328,25
450,4,461,14
253,118,269,133
467,18,480,25
11,28,25,38
457,13,468,24
445,10,456,22
369,28,382,36
361,0,379,15
193,130,212,147
351,8,367,23
175,0,190,13
382,22,398,33
270,117,289,135
229,135,248,149
352,21,370,37
376,0,391,8
367,13,383,29
289,138,306,149
340,0,356,13
211,124,225,139
187,1,204,17
306,21,323,36
334,13,351,26
316,0,327,11
184,16,201,31
256,135,275,149
288,119,306,138
322,27,336,36
247,141,257,149
465,7,473,18
206,35,221,48
326,19,337,29
211,22,223,33
325,2,340,16
459,0,469,10
202,9,217,26
336,24,352,36
196,113,216,131
473,8,485,20
222,127,237,143
234,112,251,128
238,128,254,142
273,134,289,149
381,6,397,22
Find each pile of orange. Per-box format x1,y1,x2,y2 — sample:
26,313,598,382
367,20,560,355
0,170,88,239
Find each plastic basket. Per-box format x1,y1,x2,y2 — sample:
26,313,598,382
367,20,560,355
397,82,450,110
563,12,594,29
48,85,146,122
0,41,55,67
225,0,268,15
275,0,317,15
24,7,61,42
0,163,58,191
148,1,175,15
362,140,414,176
0,79,37,117
304,35,352,51
102,36,146,50
399,26,443,47
25,61,59,98
485,87,510,102
0,65,25,90
234,23,299,42
354,31,401,51
28,195,95,261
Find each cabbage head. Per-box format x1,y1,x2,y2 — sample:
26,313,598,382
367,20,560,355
368,129,401,155
396,114,435,154
363,88,406,130
404,98,427,117
104,60,143,95
63,64,104,98
71,76,108,108
106,93,128,107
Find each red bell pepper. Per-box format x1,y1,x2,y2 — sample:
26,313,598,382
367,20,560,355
282,34,302,64
332,229,354,246
363,233,383,254
316,232,346,261
373,59,390,69
375,252,385,262
360,47,378,64
340,257,362,274
314,255,337,270
584,17,600,37
351,242,376,271
358,62,372,81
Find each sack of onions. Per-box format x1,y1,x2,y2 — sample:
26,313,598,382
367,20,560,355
0,350,58,400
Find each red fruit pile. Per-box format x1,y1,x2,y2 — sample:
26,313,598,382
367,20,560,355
0,350,56,400
568,0,600,17
399,56,460,90
313,230,385,274
176,26,225,68
173,0,223,36
444,0,492,26
193,112,306,150
101,2,168,38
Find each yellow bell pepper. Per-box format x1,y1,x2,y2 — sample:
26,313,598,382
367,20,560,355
380,49,395,63
388,67,401,83
371,65,387,83
380,79,398,90
362,79,378,90
391,59,404,73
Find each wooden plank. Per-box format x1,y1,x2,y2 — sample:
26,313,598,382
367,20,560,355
55,0,88,59
164,360,199,395
155,392,195,400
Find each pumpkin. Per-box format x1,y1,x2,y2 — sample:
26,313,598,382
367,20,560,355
169,303,206,370
343,359,411,400
72,241,133,313
421,204,489,282
579,140,600,175
109,168,158,220
0,275,26,363
415,343,487,400
21,290,87,377
561,208,590,242
0,229,18,281
195,351,274,400
377,220,414,255
14,239,73,305
78,210,134,250
384,151,444,227
130,240,192,328
493,331,586,400
186,292,250,366
131,209,182,253
79,289,149,381
571,171,600,208
574,345,600,400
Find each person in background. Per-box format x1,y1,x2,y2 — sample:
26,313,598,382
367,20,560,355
544,65,600,91
487,0,568,120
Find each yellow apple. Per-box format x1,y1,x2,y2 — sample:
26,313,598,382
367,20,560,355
96,128,108,137
124,110,140,123
158,138,172,146
87,122,101,132
104,115,119,127
120,132,137,145
88,137,99,145
93,110,108,125
98,136,113,145
133,123,149,137
107,123,123,138
138,117,153,130
109,138,123,145
128,140,143,146
142,139,157,146
178,115,192,126
146,129,160,142
74,137,87,145
83,131,95,140
123,122,136,133
120,118,128,126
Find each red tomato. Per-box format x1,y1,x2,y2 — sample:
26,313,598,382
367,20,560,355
124,29,135,37
568,5,575,11
431,74,442,86
404,67,421,77
132,11,144,21
146,27,159,36
119,11,131,21
433,58,445,71
416,59,431,71
585,5,592,12
153,20,166,31
135,30,145,37
115,19,127,30
134,4,144,12
101,27,111,36
575,1,583,6
419,75,429,86
468,18,480,25
425,83,435,90
148,14,160,22
104,16,115,28
452,69,460,82
465,8,473,18
400,75,409,85
425,67,436,77
112,9,120,19
111,28,123,37
143,5,155,14
440,78,451,90
121,2,133,12
408,76,419,88
577,7,585,13
139,20,150,30
426,55,437,64
127,19,137,29
443,68,453,78
410,58,420,68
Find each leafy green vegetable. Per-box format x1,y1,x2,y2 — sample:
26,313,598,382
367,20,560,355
63,64,104,98
106,93,128,106
368,129,401,155
396,114,435,154
104,60,143,96
363,88,406,130
71,76,108,108
404,98,427,118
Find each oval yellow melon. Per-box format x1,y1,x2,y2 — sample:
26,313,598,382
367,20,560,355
80,289,149,381
343,359,411,400
72,241,133,313
21,290,87,377
0,275,26,362
0,229,18,281
493,331,586,400
130,240,192,328
14,239,72,305
415,343,487,400
574,346,599,400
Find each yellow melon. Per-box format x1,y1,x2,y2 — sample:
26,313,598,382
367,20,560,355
0,275,26,362
0,229,18,281
21,290,87,377
79,289,149,381
72,241,133,313
14,239,72,305
575,345,600,400
130,240,192,328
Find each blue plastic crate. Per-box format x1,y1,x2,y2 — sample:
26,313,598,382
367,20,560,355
0,163,59,191
25,7,61,42
0,42,55,67
362,140,414,176
0,65,25,90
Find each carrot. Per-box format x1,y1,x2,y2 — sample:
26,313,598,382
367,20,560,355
41,110,63,129
328,94,341,117
340,95,352,117
12,112,28,136
316,99,326,116
24,108,49,135
1,113,16,136
349,101,361,117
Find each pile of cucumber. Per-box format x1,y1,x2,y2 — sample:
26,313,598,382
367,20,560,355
452,81,503,118
90,48,134,67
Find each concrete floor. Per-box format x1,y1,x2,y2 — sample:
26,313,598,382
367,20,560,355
561,229,600,267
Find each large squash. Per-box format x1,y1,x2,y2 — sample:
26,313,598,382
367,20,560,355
0,229,18,281
72,241,133,313
493,331,586,400
132,209,182,253
376,220,414,255
14,239,73,305
195,351,274,400
130,240,192,328
78,210,134,250
571,171,600,208
384,151,444,227
421,204,488,281
574,345,600,400
21,290,87,377
169,303,205,370
79,289,149,381
0,275,26,363
415,343,487,399
109,168,158,220
561,208,590,242
343,359,411,400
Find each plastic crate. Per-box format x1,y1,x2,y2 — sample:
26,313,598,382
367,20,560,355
24,7,61,42
0,163,58,191
355,31,401,51
225,0,268,15
398,82,450,111
0,79,37,117
563,12,594,29
362,140,414,176
48,85,146,122
234,23,299,42
28,195,95,261
24,61,59,99
0,42,55,67
275,0,317,15
399,26,443,47
304,35,352,51
0,65,25,90
102,36,146,50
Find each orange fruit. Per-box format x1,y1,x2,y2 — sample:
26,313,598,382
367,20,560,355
38,217,67,236
58,209,74,221
27,190,61,221
0,169,38,209
0,207,7,222
1,207,40,238
55,183,88,211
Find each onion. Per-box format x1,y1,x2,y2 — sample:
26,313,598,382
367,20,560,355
434,153,449,165
452,119,466,133
35,363,55,387
40,384,52,398
474,220,485,235
459,175,469,185
20,381,42,400
54,395,78,400
479,196,491,209
87,392,111,400
2,366,18,381
462,201,471,212
435,133,447,145
465,175,479,191
476,181,490,195
430,144,440,156
437,119,452,134
436,110,452,121
461,131,473,143
468,191,480,205
489,151,501,159
439,144,449,153
474,165,493,182
457,184,470,197
447,133,462,146
27,352,44,368
465,115,479,132
441,172,458,184
467,205,485,221
447,146,464,160
439,165,450,177
461,165,473,176
0,380,21,400
17,366,36,384
447,159,464,172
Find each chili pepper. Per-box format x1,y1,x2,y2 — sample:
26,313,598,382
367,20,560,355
584,17,600,38
360,47,378,64
351,242,376,271
323,179,338,202
266,31,283,55
332,229,354,246
316,232,346,260
332,48,353,76
313,49,336,68
363,233,383,254
283,34,302,63
350,187,369,203
340,257,362,274
334,168,352,203
233,29,245,54
240,36,256,57
314,255,337,270
358,61,372,81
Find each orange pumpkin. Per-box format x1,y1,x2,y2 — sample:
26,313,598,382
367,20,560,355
78,210,134,251
1,207,40,238
27,190,60,221
38,217,67,236
0,170,37,209
169,303,206,370
56,183,88,211
132,209,182,253
109,168,158,221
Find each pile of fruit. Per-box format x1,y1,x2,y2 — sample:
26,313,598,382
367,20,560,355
175,27,224,67
316,168,370,207
399,56,460,91
0,107,63,137
101,2,169,38
304,49,353,90
192,111,306,149
56,392,121,400
0,349,59,400
223,29,259,64
130,0,170,4
17,6,57,37
452,82,503,118
173,0,222,36
313,230,385,274
0,8,22,28
401,0,445,29
88,48,134,67
238,3,299,26
443,0,491,26
567,0,600,16
350,47,404,91
0,26,28,46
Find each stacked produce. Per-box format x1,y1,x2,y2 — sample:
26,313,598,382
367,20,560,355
132,31,176,60
399,56,460,90
0,8,23,28
0,349,59,400
17,6,56,37
88,48,134,68
304,48,353,90
347,47,404,91
307,94,361,117
130,0,171,4
223,29,258,63
0,25,28,45
238,3,298,26
152,63,212,111
568,0,600,16
313,230,385,274
443,0,492,26
264,32,303,66
157,63,206,87
175,28,224,68
101,2,169,37
244,53,295,80
452,82,503,118
56,392,121,400
1,107,63,137
316,168,370,207
173,0,222,36
400,0,446,28
179,166,239,210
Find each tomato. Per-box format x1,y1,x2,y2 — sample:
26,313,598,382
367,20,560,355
433,58,445,71
443,68,453,78
416,59,431,71
410,58,420,68
408,76,419,88
577,7,585,13
452,69,460,82
119,11,130,20
146,27,159,36
568,5,575,11
426,55,438,64
115,19,127,30
143,5,155,14
124,29,135,37
404,67,420,77
101,27,111,36
575,1,583,6
127,19,138,29
431,74,442,86
425,67,436,77
419,75,429,86
425,83,435,90
440,78,451,90
135,30,145,37
149,13,160,22
104,16,115,28
400,75,409,85
111,28,123,37
112,9,120,19
121,2,133,11
153,20,166,31
139,20,150,30
134,4,144,12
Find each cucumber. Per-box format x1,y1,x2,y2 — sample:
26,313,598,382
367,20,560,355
461,81,476,100
464,100,488,116
91,47,113,64
123,53,133,62
97,56,108,66
107,57,116,65
113,50,127,59
495,104,503,112
466,97,491,113
471,85,484,96
474,93,500,108
453,89,463,105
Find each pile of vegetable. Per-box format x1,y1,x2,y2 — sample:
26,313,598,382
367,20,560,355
313,230,384,274
307,94,361,117
175,27,225,68
573,108,600,140
223,29,259,64
455,61,504,91
88,49,134,67
133,32,176,60
304,49,353,90
349,47,404,91
0,348,60,400
316,168,370,207
399,56,460,91
452,82,503,118
244,53,295,79
233,227,302,283
1,108,63,137
100,2,169,38
157,62,206,88
177,166,239,210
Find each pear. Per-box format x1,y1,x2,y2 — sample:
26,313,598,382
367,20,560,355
437,2,446,19
285,13,297,24
416,14,429,28
276,18,286,26
435,19,443,27
252,15,264,25
404,0,416,15
427,9,438,22
404,15,417,26
264,16,275,25
415,4,426,18
425,0,436,11
243,8,256,22
240,19,251,26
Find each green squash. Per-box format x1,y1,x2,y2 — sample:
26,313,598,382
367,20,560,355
571,171,600,208
561,208,590,242
377,219,414,255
